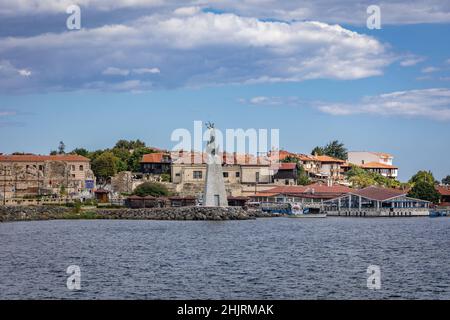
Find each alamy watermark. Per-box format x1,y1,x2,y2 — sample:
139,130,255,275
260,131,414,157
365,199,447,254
170,121,280,170
367,5,381,29
66,5,81,30
367,265,381,290
66,265,81,290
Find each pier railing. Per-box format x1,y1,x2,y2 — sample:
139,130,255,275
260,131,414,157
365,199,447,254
325,208,429,217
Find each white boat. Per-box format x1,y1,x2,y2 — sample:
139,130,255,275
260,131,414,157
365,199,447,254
288,213,327,218
289,204,327,218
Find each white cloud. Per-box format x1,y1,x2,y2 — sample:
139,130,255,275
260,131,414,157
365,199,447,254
421,66,439,73
0,11,391,93
1,1,450,25
132,67,160,74
173,6,201,16
0,111,16,117
102,67,130,76
18,69,32,77
242,96,302,106
243,88,450,121
316,88,450,121
400,55,425,67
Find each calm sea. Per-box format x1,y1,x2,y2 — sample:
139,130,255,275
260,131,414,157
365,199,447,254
0,217,449,299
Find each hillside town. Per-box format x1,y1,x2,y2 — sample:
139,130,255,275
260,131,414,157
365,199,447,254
1,140,449,217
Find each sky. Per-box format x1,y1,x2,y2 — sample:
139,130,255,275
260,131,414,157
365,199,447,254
0,0,450,182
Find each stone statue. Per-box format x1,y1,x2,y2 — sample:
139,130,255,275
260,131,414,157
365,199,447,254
203,122,228,207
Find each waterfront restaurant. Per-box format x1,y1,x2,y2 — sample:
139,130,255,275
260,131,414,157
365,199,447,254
249,183,352,206
323,186,431,217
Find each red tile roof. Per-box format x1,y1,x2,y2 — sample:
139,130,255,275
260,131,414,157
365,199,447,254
352,186,405,201
275,150,316,162
252,183,352,197
279,163,297,170
313,155,346,163
141,153,169,163
371,152,393,158
360,162,398,169
436,186,450,196
0,154,90,162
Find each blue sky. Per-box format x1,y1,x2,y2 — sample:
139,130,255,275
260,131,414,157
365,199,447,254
1,1,450,182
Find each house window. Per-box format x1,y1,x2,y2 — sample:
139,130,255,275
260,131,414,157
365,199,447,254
39,165,43,171
79,165,84,171
71,174,76,178
223,172,229,178
193,171,203,179
235,172,240,178
175,173,181,177
71,165,75,171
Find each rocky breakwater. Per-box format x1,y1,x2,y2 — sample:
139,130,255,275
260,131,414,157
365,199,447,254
97,206,274,220
0,205,71,222
0,205,275,222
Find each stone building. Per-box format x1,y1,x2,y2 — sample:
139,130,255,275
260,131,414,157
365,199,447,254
0,154,95,200
169,151,273,198
140,152,171,175
276,150,345,181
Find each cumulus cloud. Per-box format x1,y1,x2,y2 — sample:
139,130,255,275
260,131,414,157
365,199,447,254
316,88,450,121
1,1,450,25
0,10,391,93
243,88,450,121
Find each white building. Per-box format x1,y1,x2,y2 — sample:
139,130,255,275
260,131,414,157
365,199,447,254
347,151,398,178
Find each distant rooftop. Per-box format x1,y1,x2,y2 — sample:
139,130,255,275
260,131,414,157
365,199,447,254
0,154,90,162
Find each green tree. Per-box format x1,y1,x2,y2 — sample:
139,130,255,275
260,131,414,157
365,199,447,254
280,156,310,185
311,146,325,156
71,148,89,157
345,164,401,189
127,147,156,172
58,141,66,154
408,180,440,203
323,140,348,160
311,140,347,160
409,170,436,186
441,175,450,185
297,165,311,185
111,147,132,172
133,182,169,197
114,139,146,150
91,152,118,179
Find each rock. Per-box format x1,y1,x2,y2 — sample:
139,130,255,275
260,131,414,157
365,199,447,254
0,205,268,222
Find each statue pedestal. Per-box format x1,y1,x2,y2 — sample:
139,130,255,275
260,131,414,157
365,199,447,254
204,159,228,207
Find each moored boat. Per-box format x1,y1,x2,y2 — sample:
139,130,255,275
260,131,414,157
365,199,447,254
429,210,448,218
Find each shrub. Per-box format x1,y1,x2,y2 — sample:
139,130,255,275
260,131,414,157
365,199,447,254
133,182,169,197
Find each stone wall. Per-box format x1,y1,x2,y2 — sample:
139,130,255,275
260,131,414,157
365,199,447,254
0,205,71,222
